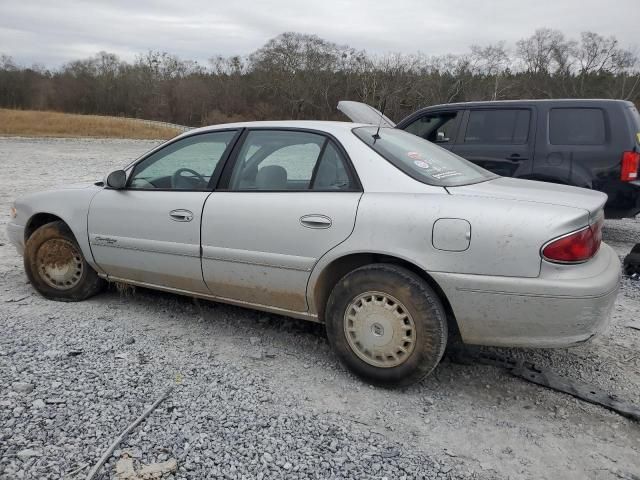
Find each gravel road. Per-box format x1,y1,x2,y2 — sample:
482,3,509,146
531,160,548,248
0,137,639,480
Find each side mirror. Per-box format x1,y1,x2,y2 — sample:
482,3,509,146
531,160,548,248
106,170,127,189
436,131,450,143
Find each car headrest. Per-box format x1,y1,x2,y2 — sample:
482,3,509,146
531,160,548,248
256,165,287,190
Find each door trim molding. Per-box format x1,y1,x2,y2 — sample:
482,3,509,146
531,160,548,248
201,245,315,271
89,234,200,258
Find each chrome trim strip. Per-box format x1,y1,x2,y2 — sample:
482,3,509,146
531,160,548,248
539,225,593,265
89,234,200,258
201,245,315,272
99,274,320,322
456,283,619,300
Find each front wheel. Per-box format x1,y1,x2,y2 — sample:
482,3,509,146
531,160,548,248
325,264,447,387
24,221,104,301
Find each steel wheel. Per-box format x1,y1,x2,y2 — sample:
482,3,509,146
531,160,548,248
36,238,84,290
344,291,417,368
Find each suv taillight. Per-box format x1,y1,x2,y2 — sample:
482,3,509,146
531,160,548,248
542,218,603,264
621,151,639,181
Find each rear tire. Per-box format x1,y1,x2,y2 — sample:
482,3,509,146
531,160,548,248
24,221,104,301
325,263,447,387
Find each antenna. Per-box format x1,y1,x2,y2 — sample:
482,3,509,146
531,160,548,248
372,97,387,142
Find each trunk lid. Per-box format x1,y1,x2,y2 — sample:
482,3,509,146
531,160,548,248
447,177,607,220
337,101,396,127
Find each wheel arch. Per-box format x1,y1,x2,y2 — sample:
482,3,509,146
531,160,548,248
24,212,67,242
309,252,461,339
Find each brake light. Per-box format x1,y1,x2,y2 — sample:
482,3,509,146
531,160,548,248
621,151,639,181
542,218,603,263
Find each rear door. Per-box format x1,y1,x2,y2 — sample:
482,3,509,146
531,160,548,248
452,108,535,178
201,128,362,312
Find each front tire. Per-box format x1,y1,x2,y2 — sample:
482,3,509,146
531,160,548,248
326,264,447,387
24,221,104,301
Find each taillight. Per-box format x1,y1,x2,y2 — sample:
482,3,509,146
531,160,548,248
621,151,639,181
542,218,603,264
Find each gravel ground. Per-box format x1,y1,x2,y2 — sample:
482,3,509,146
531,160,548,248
0,137,639,480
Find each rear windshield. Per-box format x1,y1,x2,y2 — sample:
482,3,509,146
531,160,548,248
352,126,497,187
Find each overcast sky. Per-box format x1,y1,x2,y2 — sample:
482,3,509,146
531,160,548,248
1,0,639,67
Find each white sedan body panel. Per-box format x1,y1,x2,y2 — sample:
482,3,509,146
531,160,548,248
88,189,211,294
6,120,621,348
8,184,103,271
201,191,361,311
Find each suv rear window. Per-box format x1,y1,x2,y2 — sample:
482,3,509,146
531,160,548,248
353,127,496,187
464,109,530,144
549,108,606,145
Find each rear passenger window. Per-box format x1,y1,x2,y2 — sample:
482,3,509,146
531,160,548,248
549,108,606,145
228,130,356,191
464,110,530,145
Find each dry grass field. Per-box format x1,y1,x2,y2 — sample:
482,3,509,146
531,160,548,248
0,109,183,139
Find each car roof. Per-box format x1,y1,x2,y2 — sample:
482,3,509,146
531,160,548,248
414,98,634,111
184,120,369,136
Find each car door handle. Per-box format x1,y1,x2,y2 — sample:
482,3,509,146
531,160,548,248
169,209,194,222
300,214,332,229
507,153,527,161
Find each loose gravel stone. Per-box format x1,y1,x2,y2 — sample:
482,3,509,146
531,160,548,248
17,449,42,461
11,382,34,394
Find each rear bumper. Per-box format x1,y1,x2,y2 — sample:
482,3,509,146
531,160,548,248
602,180,640,219
6,222,25,255
431,243,621,348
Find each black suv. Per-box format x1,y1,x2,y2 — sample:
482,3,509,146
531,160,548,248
339,99,640,218
399,100,640,219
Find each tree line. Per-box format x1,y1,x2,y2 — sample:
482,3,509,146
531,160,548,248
1,28,638,127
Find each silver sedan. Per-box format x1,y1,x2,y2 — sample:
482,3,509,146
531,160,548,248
7,121,621,386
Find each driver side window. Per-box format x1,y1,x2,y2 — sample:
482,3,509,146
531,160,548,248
129,131,237,190
404,112,459,143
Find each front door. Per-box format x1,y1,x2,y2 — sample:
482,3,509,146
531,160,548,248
88,130,238,293
201,129,362,312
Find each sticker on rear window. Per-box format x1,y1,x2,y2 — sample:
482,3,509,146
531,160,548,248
432,171,462,179
407,151,423,160
413,160,430,169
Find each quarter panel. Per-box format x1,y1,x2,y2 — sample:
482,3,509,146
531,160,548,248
306,191,590,314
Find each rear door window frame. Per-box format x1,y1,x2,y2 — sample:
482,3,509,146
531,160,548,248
460,108,533,146
216,127,363,192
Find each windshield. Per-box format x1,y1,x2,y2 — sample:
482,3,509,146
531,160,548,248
353,126,497,187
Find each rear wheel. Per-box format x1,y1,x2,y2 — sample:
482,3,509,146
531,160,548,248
325,264,447,387
24,221,104,301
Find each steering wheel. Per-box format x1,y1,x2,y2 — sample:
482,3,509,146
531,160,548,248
172,168,207,189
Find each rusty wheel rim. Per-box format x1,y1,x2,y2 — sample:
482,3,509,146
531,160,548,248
36,238,84,290
343,291,417,368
